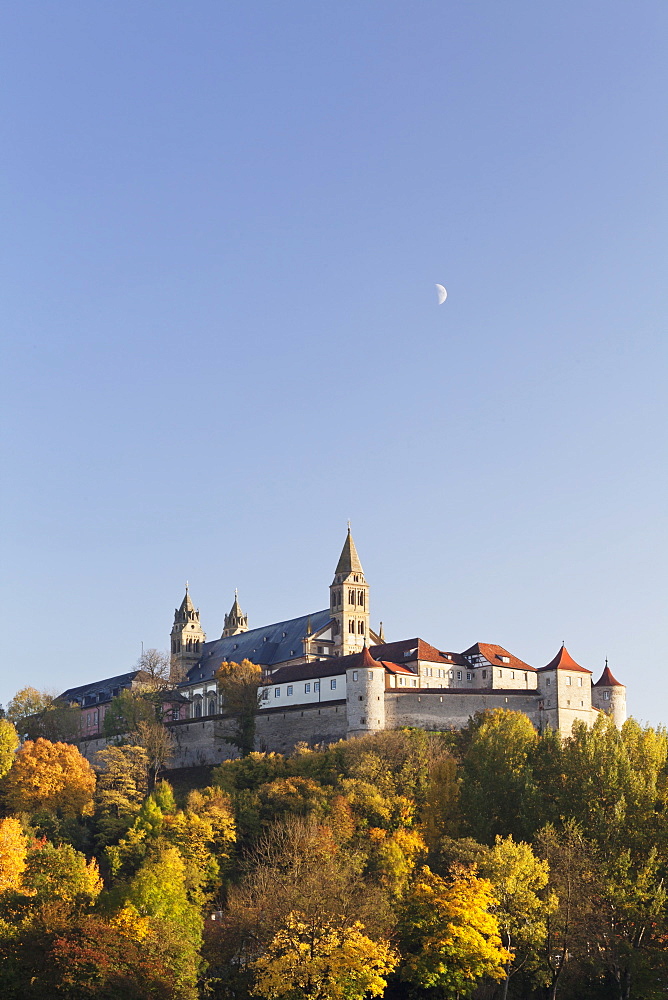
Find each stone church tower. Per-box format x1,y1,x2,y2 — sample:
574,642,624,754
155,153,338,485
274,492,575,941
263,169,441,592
222,592,249,637
330,527,370,656
170,586,206,682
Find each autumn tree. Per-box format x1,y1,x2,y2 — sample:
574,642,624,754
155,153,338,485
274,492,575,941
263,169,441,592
6,687,52,735
94,743,150,846
399,864,511,999
135,648,172,690
0,816,27,893
3,738,96,816
22,840,103,908
135,719,174,788
0,719,19,779
215,659,264,756
253,912,397,1000
103,688,158,738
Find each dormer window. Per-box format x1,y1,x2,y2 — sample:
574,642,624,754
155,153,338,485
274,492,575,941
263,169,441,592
498,655,510,664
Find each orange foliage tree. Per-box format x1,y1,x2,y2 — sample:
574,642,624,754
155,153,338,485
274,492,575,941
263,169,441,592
3,738,96,816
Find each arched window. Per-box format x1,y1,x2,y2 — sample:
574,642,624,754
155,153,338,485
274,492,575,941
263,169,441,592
358,621,364,635
349,620,355,633
358,591,364,607
194,702,202,718
349,589,355,605
208,698,216,716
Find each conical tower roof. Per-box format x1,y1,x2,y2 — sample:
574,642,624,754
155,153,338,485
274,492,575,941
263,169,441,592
538,645,591,674
335,526,364,575
178,585,195,614
594,663,624,687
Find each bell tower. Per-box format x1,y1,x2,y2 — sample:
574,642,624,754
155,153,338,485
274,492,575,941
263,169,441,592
330,526,370,656
222,591,249,637
170,585,206,682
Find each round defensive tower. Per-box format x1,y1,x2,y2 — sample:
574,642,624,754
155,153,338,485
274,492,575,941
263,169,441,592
346,646,386,737
592,662,626,728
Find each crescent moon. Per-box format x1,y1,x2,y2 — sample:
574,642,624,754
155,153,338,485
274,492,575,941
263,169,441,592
435,283,447,305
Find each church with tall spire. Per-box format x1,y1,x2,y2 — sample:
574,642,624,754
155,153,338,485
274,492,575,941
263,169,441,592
58,526,627,753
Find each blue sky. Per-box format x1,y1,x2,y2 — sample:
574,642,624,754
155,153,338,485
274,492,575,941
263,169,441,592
2,2,667,723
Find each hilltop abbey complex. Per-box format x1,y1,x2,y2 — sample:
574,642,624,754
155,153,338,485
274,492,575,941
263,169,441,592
62,529,627,767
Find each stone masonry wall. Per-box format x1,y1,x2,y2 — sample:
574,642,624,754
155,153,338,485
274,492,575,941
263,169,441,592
79,700,350,769
385,690,542,731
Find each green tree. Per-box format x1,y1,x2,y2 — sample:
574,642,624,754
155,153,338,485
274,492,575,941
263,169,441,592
215,659,264,756
459,709,539,843
480,835,551,1000
399,864,511,999
124,846,203,999
535,820,600,1000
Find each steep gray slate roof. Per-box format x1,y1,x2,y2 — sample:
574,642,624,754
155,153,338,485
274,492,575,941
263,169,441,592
59,671,141,707
184,609,333,684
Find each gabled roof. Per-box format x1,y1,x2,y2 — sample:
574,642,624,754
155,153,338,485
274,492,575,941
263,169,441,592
370,638,466,666
184,609,333,684
335,528,364,575
462,642,536,672
594,664,624,687
538,645,591,674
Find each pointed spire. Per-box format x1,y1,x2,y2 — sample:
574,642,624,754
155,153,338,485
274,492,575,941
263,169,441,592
335,525,364,575
378,621,385,643
305,616,312,636
177,585,195,616
222,591,248,637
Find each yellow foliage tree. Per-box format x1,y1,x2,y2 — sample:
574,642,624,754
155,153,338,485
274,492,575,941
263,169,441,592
3,738,96,816
399,865,511,999
0,816,28,893
0,718,19,780
253,911,397,1000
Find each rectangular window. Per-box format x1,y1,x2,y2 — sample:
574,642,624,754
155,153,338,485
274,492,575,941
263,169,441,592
287,685,293,696
482,670,487,679
604,691,610,700
466,672,473,681
352,670,358,681
566,677,572,686
449,670,454,679
274,688,281,698
330,679,337,690
498,669,502,677
578,677,583,687
412,678,417,687
546,677,551,687
262,688,269,700
305,683,311,693
314,682,320,692
510,670,515,679
456,671,462,680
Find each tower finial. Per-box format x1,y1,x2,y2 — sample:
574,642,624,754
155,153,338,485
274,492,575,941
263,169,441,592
186,580,189,592
347,519,351,531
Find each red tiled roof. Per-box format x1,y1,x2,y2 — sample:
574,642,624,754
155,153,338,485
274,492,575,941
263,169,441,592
270,646,407,684
538,645,591,675
462,642,536,673
370,638,466,666
593,665,624,687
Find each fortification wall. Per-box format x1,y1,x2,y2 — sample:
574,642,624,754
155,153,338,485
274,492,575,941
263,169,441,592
385,690,541,731
79,700,349,769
